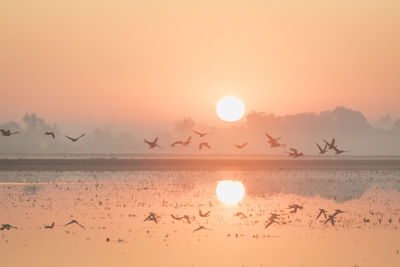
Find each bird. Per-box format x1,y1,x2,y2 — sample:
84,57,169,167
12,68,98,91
193,130,210,137
64,219,85,229
0,129,19,136
323,138,337,150
323,209,344,226
199,209,211,217
44,222,55,229
332,146,350,155
265,213,280,229
0,224,18,230
64,133,85,142
234,212,248,219
288,204,303,213
144,212,159,223
193,225,210,232
144,137,162,149
170,136,192,147
44,132,55,139
315,209,328,219
171,215,191,224
286,147,304,158
199,142,211,150
316,143,328,154
234,142,248,149
265,132,286,148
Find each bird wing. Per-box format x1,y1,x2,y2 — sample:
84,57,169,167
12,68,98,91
264,132,275,141
77,133,85,139
186,136,192,143
193,130,202,136
289,147,298,153
331,138,336,146
64,135,75,141
171,141,182,147
316,143,323,152
51,133,55,138
204,143,211,149
153,137,158,143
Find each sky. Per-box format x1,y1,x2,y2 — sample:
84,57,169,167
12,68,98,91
1,0,400,126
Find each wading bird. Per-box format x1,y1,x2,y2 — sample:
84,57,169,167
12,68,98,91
315,209,328,219
265,132,286,148
333,146,350,155
265,213,280,229
234,212,248,219
171,215,191,224
193,225,210,232
323,138,337,150
144,212,159,223
288,204,303,214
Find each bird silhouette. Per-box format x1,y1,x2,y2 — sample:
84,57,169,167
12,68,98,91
64,133,85,142
0,224,18,230
288,204,303,213
171,215,191,224
144,212,159,223
44,222,55,229
234,212,248,219
234,142,248,149
193,130,210,137
199,142,211,150
316,143,328,154
287,147,304,158
323,138,337,150
44,132,55,139
144,137,162,149
265,132,286,148
332,146,350,155
193,225,210,232
265,213,280,229
199,209,211,217
170,136,192,147
315,209,327,219
64,219,85,229
0,129,19,136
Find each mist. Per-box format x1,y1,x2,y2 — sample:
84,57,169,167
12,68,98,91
1,106,400,155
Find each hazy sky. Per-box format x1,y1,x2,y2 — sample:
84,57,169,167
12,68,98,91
1,0,399,125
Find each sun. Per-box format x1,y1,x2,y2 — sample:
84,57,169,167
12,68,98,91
216,180,245,205
216,96,245,122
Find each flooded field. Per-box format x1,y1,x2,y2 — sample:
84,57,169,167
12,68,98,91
1,160,400,266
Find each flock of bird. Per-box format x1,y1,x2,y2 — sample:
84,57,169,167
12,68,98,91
145,130,350,158
0,205,345,233
1,127,350,157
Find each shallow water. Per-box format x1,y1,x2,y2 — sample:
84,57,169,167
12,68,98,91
1,163,400,266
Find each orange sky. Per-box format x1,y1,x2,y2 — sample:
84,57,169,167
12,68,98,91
1,0,400,125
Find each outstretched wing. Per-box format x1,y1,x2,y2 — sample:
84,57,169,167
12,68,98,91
289,147,298,153
77,133,85,140
64,135,75,141
316,143,323,152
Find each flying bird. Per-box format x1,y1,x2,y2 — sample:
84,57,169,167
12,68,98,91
170,136,192,147
144,212,159,223
44,222,55,229
44,132,55,139
234,212,248,219
323,138,337,150
332,146,350,155
193,225,210,232
144,137,162,149
171,215,191,224
199,142,211,150
316,143,328,154
315,209,328,219
234,142,248,149
199,209,211,217
193,130,210,137
265,213,280,229
288,204,303,214
286,147,304,158
0,224,18,230
64,133,85,142
64,219,85,229
0,129,19,136
265,132,286,148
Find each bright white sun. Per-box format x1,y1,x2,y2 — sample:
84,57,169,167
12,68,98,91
216,96,245,122
216,180,245,204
